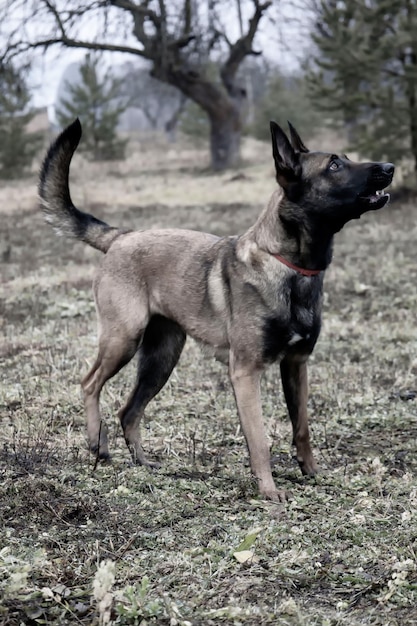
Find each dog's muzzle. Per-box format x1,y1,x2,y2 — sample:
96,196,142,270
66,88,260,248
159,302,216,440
358,162,395,210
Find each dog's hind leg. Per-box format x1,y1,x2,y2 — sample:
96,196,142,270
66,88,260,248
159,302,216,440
280,356,318,476
82,331,142,460
81,282,148,460
119,315,186,467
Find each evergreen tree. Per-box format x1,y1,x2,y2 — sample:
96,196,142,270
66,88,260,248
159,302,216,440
0,62,42,179
308,0,417,177
56,53,128,161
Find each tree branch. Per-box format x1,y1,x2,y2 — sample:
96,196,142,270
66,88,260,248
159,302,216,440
40,0,66,38
110,0,161,32
109,0,194,59
13,37,149,59
220,0,271,95
183,0,191,37
0,1,153,63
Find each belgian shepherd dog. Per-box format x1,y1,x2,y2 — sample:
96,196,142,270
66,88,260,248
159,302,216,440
39,119,394,500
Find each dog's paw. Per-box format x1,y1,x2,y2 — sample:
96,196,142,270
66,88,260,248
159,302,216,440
298,456,318,477
144,459,162,470
259,488,291,503
89,445,112,463
132,458,162,470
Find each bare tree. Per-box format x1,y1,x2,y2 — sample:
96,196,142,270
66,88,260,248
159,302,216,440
0,0,272,170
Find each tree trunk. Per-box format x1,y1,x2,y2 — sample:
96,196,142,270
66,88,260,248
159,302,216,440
146,0,270,171
209,106,242,170
155,66,245,170
408,85,417,177
404,0,417,178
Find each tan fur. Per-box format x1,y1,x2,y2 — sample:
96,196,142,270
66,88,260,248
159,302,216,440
39,120,394,502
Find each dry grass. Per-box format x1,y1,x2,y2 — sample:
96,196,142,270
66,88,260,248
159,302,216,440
0,135,416,625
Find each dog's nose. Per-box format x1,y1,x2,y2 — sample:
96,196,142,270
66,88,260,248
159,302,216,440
382,162,395,175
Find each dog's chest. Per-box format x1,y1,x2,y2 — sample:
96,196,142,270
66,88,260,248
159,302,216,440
262,276,322,363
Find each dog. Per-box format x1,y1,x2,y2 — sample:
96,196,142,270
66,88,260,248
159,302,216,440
39,119,394,501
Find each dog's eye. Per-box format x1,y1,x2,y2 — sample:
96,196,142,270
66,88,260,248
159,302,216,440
329,160,340,171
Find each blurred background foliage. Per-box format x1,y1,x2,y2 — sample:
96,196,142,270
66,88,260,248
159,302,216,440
0,0,416,183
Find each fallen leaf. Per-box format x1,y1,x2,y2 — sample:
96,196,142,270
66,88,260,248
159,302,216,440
235,527,262,552
233,550,259,564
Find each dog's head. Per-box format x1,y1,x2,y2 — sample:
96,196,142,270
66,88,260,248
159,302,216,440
270,121,394,232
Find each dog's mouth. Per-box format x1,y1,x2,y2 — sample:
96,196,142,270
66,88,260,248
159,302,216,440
357,169,394,211
358,187,390,210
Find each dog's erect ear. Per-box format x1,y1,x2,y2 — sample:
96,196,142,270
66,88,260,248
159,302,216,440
287,121,309,153
270,121,301,188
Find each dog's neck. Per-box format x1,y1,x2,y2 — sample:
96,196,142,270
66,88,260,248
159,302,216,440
276,211,335,271
246,189,335,272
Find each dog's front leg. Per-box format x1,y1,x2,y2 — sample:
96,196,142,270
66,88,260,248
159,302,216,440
280,355,318,476
229,352,286,501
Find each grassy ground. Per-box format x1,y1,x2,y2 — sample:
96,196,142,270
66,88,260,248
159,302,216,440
0,134,416,625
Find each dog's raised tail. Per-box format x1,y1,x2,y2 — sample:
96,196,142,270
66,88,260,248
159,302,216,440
39,119,120,253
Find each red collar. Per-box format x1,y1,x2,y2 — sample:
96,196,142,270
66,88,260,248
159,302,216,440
272,253,322,277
